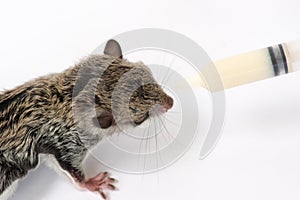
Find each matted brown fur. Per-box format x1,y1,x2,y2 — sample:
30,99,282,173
0,40,173,199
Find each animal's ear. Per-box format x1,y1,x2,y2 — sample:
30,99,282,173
104,39,123,59
93,112,115,129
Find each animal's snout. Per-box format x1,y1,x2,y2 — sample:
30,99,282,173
163,96,173,112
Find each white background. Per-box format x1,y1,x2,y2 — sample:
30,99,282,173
1,0,300,200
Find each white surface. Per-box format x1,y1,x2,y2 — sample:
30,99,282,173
1,0,300,200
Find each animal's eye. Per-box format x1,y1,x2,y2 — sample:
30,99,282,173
131,107,138,113
137,87,144,98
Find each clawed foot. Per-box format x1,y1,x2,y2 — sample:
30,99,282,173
80,172,117,199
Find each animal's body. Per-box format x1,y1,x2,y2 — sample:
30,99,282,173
0,40,173,199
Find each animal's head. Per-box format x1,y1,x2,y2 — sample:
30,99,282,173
95,40,173,130
74,40,173,132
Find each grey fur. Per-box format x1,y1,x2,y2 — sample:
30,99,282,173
0,40,173,198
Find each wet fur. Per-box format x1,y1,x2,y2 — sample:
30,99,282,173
0,44,172,198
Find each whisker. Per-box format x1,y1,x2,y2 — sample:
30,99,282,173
143,117,151,174
158,116,186,148
166,110,182,114
153,116,161,182
162,116,181,127
165,114,182,120
157,116,175,141
160,62,172,87
161,57,176,88
138,118,149,168
156,53,167,87
155,64,164,86
154,116,172,150
161,69,173,89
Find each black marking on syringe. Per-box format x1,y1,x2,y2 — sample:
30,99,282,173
268,45,288,76
278,44,288,74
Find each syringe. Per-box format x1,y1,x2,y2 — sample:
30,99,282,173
195,39,300,90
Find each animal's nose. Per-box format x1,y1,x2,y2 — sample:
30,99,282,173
163,96,173,111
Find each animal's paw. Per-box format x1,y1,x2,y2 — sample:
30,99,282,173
80,172,117,200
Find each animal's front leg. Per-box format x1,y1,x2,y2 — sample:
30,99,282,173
79,172,117,199
62,164,117,199
54,144,117,199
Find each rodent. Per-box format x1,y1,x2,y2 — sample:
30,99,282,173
0,39,174,200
